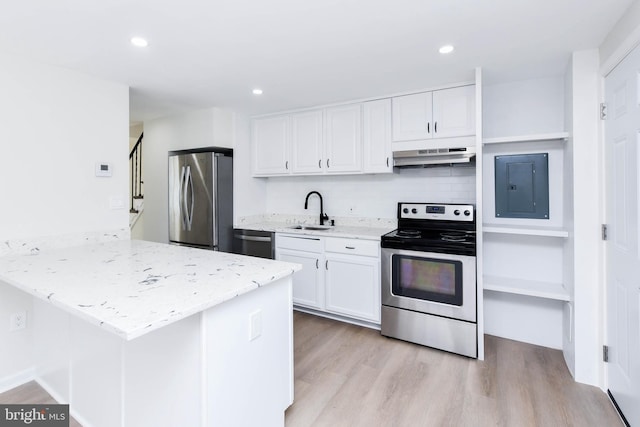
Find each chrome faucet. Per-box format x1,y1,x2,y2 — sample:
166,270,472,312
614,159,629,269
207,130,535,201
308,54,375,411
304,191,329,225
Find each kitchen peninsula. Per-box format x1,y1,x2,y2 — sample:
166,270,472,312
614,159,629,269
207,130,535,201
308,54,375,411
0,240,301,427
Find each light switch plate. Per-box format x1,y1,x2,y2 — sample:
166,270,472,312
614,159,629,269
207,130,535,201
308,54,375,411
95,162,112,177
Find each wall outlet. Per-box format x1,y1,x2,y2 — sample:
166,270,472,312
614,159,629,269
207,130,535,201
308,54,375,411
9,311,27,331
249,310,262,341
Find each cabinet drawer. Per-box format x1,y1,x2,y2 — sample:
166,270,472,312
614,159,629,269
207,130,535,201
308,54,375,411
276,234,323,252
325,238,379,257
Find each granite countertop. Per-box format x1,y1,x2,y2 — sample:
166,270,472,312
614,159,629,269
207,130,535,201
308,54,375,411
0,240,301,340
238,221,395,240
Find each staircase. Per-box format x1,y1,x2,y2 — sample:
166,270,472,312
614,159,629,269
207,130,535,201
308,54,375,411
129,132,144,228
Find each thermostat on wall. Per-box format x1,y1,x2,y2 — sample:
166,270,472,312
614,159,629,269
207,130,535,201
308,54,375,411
95,162,112,177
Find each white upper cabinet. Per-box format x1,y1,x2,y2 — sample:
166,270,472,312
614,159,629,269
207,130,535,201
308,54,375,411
252,115,290,176
290,110,323,174
363,98,392,173
431,85,476,138
392,85,475,142
324,104,362,173
251,83,476,176
392,91,433,141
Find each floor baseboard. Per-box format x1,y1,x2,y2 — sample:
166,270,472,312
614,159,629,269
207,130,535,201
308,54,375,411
0,368,35,394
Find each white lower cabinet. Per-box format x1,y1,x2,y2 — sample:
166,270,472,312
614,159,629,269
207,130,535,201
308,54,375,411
276,235,324,310
325,253,380,322
276,234,381,325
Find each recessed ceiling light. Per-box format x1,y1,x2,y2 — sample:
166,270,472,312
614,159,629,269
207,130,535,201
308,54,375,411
439,45,454,54
130,37,148,47
252,88,263,95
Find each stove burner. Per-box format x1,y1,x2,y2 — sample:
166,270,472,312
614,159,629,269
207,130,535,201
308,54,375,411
440,231,471,242
397,229,421,238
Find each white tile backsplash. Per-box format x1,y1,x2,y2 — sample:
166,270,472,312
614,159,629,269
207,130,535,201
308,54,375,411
264,167,476,219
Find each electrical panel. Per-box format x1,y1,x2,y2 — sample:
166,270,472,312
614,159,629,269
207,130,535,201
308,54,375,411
495,153,549,219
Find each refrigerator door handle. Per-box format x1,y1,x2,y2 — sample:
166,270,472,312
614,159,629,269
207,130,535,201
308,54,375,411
185,165,195,231
180,165,188,230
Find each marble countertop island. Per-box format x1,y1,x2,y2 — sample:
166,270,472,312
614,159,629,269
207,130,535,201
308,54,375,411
0,239,301,340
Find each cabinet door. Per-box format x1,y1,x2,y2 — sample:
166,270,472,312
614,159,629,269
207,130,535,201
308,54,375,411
324,104,362,173
363,99,392,173
324,254,380,322
290,110,324,174
278,249,324,310
432,85,475,138
392,92,433,142
252,116,290,176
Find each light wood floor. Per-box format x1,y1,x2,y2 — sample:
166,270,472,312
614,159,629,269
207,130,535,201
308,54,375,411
285,312,623,427
0,312,623,427
0,381,81,427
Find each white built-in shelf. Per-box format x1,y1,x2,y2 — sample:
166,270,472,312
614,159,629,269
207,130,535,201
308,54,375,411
482,224,569,238
483,275,571,302
483,132,570,145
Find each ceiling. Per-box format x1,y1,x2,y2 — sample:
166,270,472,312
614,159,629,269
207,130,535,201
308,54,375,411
0,0,632,122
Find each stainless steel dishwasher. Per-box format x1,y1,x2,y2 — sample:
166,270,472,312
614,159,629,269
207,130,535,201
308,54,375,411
232,229,275,259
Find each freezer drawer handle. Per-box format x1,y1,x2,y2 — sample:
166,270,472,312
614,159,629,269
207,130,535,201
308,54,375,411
234,234,272,242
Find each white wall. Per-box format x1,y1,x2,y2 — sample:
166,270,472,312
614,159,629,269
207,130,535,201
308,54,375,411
141,108,235,243
234,113,267,220
483,77,565,138
0,52,129,386
562,56,576,378
600,0,640,75
569,49,602,387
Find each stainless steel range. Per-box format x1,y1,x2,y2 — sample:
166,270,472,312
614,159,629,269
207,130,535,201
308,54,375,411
381,202,477,358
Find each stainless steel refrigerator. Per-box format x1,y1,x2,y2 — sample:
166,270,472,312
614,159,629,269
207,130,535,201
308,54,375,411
168,148,233,251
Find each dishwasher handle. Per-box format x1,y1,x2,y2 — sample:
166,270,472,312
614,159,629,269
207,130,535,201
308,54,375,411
233,234,272,243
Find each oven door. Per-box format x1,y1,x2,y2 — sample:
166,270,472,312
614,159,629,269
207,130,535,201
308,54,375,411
381,248,476,322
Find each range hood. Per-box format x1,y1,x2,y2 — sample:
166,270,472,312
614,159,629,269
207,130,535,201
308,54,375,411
393,146,476,168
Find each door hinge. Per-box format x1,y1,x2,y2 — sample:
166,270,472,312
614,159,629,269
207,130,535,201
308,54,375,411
603,345,609,362
600,103,608,120
602,224,608,241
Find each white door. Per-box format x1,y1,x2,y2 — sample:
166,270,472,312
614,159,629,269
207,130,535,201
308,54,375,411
432,85,476,138
290,110,323,174
252,116,289,176
363,98,393,173
605,42,640,426
324,104,362,173
392,91,433,141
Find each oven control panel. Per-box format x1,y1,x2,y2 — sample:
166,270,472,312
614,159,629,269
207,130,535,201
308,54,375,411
399,203,474,221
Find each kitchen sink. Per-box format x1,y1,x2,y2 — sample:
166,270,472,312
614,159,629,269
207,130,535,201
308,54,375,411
289,224,333,231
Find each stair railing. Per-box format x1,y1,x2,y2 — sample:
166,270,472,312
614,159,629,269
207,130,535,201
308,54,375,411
130,132,143,213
